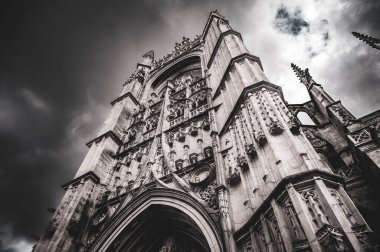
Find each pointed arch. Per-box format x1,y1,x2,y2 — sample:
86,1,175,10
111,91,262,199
89,188,224,252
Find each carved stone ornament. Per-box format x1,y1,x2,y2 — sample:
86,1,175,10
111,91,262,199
152,35,202,69
315,224,350,251
255,130,267,147
203,146,213,158
237,154,249,170
352,224,378,249
199,183,219,210
90,207,111,229
268,119,284,135
189,164,214,188
244,144,257,159
227,167,240,186
288,117,301,135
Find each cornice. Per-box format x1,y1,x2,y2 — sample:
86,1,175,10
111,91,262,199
61,171,100,189
110,92,139,106
86,130,123,147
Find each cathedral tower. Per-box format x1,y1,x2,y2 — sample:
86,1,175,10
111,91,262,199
34,11,379,251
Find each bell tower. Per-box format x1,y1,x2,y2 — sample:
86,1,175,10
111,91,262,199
34,11,379,252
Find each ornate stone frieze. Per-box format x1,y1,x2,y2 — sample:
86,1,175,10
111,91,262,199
152,35,202,69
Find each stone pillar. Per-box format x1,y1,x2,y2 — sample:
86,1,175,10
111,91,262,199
270,199,294,252
314,177,364,251
286,183,323,252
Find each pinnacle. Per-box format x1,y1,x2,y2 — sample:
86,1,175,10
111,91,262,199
352,31,380,49
290,63,304,78
143,50,154,59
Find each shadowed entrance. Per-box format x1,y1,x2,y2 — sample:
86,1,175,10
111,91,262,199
112,205,210,251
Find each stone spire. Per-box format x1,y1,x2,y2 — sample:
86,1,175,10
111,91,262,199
291,63,317,88
352,31,380,50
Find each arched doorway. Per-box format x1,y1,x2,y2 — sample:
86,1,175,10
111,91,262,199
89,188,224,252
115,205,210,251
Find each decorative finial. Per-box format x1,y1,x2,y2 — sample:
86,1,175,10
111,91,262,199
352,32,380,50
143,50,154,59
291,63,317,87
291,63,304,79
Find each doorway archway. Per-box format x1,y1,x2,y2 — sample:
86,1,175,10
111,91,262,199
89,188,224,252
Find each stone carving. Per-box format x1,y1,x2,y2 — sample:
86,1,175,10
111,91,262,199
190,90,208,111
349,129,371,144
237,154,249,170
173,69,202,93
227,166,240,186
190,79,206,94
369,124,380,145
268,118,284,135
244,143,257,159
329,189,357,225
315,224,350,251
152,35,202,69
199,183,219,210
255,130,267,147
301,189,330,229
283,198,306,240
189,164,214,187
167,101,186,121
266,217,285,252
125,68,145,84
145,115,159,132
288,117,301,135
352,224,378,249
329,103,355,125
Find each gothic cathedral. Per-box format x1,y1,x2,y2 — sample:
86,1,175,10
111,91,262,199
34,11,380,251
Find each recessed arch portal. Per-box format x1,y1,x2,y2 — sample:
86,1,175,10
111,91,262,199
89,188,224,252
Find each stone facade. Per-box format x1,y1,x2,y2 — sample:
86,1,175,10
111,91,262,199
34,11,380,252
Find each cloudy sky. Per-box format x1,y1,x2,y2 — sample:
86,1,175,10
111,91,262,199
0,0,379,250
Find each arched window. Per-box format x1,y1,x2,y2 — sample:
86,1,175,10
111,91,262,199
297,111,315,125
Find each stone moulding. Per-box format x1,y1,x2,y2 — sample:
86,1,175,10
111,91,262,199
88,188,224,252
86,130,123,148
61,171,100,189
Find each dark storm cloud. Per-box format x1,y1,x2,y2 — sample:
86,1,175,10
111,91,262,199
0,0,379,250
274,5,310,36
